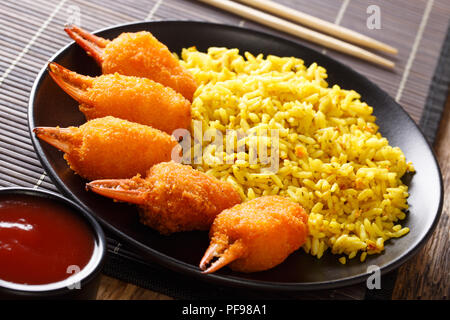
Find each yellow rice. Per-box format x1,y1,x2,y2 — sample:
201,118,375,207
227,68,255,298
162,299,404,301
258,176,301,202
179,47,414,263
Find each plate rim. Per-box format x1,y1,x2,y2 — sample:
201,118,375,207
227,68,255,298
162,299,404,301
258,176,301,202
27,20,444,292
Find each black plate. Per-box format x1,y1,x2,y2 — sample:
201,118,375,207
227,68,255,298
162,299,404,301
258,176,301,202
28,21,443,291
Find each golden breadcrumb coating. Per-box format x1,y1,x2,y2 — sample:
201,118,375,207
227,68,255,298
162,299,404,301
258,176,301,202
208,195,308,272
102,32,197,101
120,161,242,235
63,116,178,180
78,73,191,134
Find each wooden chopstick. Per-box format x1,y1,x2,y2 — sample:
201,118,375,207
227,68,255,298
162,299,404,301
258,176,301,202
236,0,398,55
197,0,395,69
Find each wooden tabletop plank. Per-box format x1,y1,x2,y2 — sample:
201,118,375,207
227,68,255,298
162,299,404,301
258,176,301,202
97,275,172,300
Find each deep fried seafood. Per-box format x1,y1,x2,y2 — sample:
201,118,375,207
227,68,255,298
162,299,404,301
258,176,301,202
64,25,197,101
33,116,178,180
48,62,191,134
200,195,309,273
86,161,242,235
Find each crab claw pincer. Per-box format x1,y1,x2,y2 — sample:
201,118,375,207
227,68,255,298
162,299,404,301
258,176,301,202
64,24,108,64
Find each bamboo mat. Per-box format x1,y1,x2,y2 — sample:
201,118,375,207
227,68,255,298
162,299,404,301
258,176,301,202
0,0,449,300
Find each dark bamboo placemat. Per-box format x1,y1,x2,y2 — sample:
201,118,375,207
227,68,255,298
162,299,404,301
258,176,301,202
0,0,449,300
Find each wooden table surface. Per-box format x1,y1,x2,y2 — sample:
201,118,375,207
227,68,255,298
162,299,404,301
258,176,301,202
95,93,450,301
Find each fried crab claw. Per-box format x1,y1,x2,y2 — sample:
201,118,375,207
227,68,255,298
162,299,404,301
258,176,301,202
47,62,191,133
33,116,178,180
86,161,242,235
199,195,309,274
63,25,197,101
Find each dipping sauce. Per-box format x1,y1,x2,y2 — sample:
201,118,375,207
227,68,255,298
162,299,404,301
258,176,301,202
0,194,94,285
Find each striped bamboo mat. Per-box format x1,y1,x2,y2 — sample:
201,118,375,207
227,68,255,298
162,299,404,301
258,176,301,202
0,0,449,300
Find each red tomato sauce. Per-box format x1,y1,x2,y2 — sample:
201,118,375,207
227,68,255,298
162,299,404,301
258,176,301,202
0,194,94,285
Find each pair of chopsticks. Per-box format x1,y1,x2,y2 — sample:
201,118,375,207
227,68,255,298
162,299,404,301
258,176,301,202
198,0,397,69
